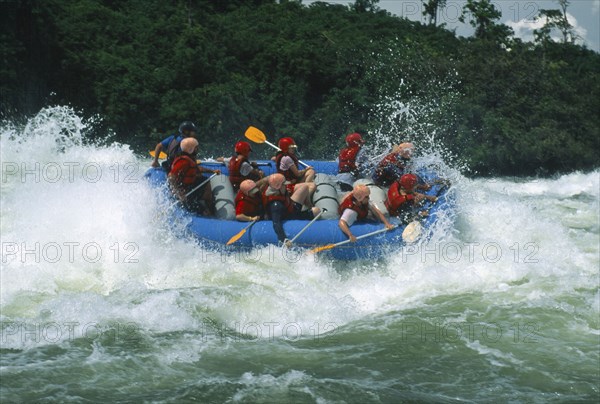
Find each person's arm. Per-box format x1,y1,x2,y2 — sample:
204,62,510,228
151,142,163,167
197,165,221,175
370,204,394,230
241,161,264,179
338,219,357,242
236,213,259,222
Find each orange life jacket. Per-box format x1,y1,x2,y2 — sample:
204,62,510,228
338,194,369,220
374,153,405,185
235,190,263,217
228,154,261,191
385,180,415,216
170,154,199,189
338,145,361,174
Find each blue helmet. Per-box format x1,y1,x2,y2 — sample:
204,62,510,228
178,121,197,135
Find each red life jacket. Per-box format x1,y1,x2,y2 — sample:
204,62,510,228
228,155,247,190
385,180,415,216
235,190,263,217
275,151,301,183
338,194,369,220
374,153,406,185
228,155,261,191
338,145,361,174
262,187,294,215
170,154,199,189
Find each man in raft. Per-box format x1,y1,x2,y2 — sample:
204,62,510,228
386,174,438,222
373,142,415,186
263,173,320,244
339,184,394,242
168,138,221,216
151,121,197,171
235,179,268,222
336,132,368,192
227,141,265,192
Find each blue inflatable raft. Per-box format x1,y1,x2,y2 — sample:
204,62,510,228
145,160,452,260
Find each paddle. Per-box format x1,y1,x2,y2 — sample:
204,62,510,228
285,208,326,247
226,220,258,246
149,150,168,159
150,152,272,167
244,126,310,168
169,173,218,209
309,226,395,254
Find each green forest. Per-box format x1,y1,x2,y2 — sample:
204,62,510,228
2,0,599,176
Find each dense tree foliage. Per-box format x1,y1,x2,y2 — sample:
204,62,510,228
1,0,598,176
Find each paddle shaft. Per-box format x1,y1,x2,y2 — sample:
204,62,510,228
226,220,257,245
328,227,392,249
289,209,325,244
169,173,217,209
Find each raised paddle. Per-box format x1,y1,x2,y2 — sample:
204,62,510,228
244,126,310,168
169,173,218,209
226,220,258,246
285,208,326,247
309,226,395,254
149,150,168,159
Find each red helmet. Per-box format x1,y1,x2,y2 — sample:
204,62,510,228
235,141,252,156
278,137,296,153
399,174,418,191
345,132,364,146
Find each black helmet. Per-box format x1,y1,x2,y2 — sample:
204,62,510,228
178,121,197,135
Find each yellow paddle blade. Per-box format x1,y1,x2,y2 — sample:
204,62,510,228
226,229,247,246
244,126,267,144
309,244,336,254
149,151,167,159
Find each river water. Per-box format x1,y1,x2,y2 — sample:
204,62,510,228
1,107,598,402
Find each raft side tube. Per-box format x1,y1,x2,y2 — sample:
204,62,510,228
313,173,340,220
211,174,235,220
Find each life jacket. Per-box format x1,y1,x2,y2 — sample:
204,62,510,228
385,180,415,216
162,135,183,172
374,153,406,185
275,151,301,183
235,190,263,217
170,154,198,189
338,145,361,174
228,155,261,190
338,194,369,220
262,187,294,215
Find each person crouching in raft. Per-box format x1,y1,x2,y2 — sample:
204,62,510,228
336,132,367,192
263,173,320,244
168,138,221,216
276,137,317,198
339,184,394,242
227,141,264,192
235,179,268,222
385,174,438,222
372,142,414,186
